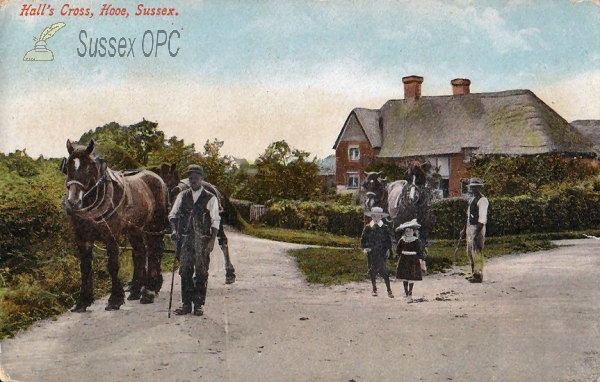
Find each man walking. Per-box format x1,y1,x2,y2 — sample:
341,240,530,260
465,178,489,283
169,165,220,316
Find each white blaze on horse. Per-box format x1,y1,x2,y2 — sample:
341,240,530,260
63,139,169,312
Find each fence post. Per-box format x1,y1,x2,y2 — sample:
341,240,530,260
250,204,266,222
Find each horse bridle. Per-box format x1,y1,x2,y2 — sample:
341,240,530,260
65,158,128,222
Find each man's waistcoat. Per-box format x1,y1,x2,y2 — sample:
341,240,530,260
468,196,480,225
177,188,216,236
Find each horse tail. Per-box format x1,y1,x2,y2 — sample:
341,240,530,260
219,194,245,231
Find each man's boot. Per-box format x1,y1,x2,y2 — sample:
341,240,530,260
174,304,192,315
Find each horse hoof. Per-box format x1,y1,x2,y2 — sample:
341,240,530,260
105,298,124,311
71,303,89,313
127,291,141,301
140,289,156,304
225,276,236,285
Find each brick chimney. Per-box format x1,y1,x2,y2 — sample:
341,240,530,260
451,78,471,95
402,75,424,99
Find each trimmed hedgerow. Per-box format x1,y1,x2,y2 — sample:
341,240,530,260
258,188,600,240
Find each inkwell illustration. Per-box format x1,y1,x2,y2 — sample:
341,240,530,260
23,22,66,61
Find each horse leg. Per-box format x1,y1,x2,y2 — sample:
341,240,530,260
105,240,125,311
219,231,236,284
127,230,146,301
71,241,94,313
140,231,164,304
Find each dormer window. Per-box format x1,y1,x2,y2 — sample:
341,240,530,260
348,146,360,161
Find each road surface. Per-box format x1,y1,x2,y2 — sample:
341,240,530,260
1,231,599,382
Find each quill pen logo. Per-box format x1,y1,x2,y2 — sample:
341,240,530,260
24,22,66,61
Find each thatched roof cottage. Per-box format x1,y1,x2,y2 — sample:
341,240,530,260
333,76,596,197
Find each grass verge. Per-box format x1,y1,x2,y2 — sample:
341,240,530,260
242,224,358,248
242,225,589,285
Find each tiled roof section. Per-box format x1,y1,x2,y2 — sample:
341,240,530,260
376,90,595,158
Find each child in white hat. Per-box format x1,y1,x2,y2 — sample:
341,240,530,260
395,219,425,298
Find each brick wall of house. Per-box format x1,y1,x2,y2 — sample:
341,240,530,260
335,141,379,188
449,155,469,197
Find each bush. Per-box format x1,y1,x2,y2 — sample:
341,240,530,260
230,199,253,222
260,200,364,237
432,189,600,239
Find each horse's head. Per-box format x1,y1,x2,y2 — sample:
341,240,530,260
157,163,181,197
151,163,186,203
402,181,421,206
406,160,430,187
64,139,106,212
362,171,388,210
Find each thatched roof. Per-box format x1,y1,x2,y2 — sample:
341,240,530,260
374,90,595,158
333,108,381,149
571,120,600,153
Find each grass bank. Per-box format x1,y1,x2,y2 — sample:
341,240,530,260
243,225,568,285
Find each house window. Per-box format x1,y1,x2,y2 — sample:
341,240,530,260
461,178,470,196
346,172,360,189
426,156,450,198
438,179,450,198
348,146,360,161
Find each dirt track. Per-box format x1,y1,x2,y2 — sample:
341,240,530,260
1,231,600,382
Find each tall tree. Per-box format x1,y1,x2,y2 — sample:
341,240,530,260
235,140,321,204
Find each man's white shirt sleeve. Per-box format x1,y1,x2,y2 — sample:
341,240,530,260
478,197,489,225
207,196,221,229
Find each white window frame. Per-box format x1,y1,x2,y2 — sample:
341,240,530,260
425,156,450,178
346,172,360,189
460,178,470,196
348,146,360,161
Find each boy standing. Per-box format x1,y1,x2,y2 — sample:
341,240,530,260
360,207,394,298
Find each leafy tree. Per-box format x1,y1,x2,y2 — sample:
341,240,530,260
465,154,599,197
77,119,165,170
235,140,321,204
192,139,238,196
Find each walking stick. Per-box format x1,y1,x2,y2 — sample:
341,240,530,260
453,227,465,262
168,238,180,318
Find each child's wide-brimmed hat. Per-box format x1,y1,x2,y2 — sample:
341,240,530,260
365,206,389,217
396,218,421,231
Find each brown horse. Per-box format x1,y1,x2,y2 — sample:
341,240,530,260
153,163,238,284
63,139,169,312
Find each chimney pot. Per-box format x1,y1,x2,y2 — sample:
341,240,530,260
451,78,471,95
402,75,424,100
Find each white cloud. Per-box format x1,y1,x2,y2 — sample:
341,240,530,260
572,0,600,6
463,6,542,53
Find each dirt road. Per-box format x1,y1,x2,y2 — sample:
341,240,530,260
1,231,599,382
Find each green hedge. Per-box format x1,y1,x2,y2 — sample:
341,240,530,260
260,200,364,237
230,199,253,222
436,189,600,239
259,189,600,240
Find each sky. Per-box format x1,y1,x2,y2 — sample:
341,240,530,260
1,0,600,161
